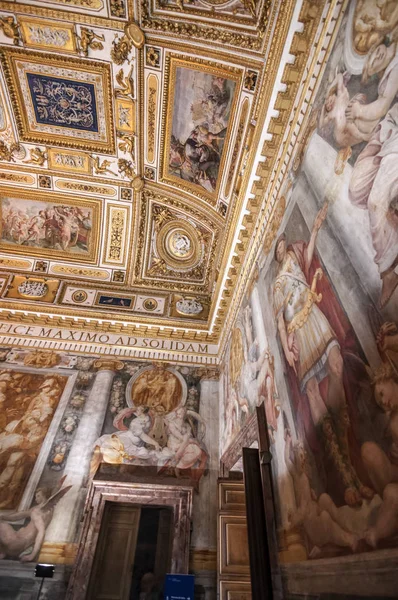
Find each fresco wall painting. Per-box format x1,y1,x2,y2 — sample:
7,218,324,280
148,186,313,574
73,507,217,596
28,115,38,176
220,0,398,595
0,351,218,582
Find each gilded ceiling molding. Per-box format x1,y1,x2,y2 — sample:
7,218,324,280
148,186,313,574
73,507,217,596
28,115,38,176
146,73,158,164
0,162,128,188
0,310,218,343
139,0,272,52
0,1,130,28
50,265,110,280
218,0,345,355
224,98,250,200
103,203,130,266
209,0,299,325
54,180,117,197
143,36,264,70
153,0,259,26
0,171,35,185
18,17,78,53
0,257,32,270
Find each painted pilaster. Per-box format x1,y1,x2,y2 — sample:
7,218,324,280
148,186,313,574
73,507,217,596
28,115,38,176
45,359,124,542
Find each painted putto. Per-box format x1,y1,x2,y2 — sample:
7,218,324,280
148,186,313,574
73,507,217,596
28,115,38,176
1,197,93,254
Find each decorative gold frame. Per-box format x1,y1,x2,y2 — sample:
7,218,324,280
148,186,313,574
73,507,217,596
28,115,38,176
103,203,130,266
0,48,115,154
4,274,60,303
115,97,136,133
159,55,242,206
0,188,101,264
19,17,78,53
48,148,92,175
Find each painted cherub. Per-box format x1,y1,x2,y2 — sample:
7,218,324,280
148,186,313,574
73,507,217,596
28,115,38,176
284,428,358,558
0,477,71,562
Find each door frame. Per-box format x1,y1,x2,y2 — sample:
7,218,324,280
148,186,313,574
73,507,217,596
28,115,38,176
66,479,193,600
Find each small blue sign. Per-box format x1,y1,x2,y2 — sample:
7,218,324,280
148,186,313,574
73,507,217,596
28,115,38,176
164,574,194,600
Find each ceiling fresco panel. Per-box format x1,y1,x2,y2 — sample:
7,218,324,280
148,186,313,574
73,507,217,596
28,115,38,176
0,49,115,154
160,56,241,204
0,189,101,263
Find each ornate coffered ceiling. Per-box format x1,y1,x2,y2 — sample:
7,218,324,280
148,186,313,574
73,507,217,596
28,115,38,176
0,0,336,363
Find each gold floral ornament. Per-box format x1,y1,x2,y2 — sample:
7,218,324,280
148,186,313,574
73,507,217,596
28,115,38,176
111,22,145,65
144,167,155,180
244,70,258,92
0,141,23,162
0,17,20,45
112,270,125,283
72,290,88,303
23,147,47,166
110,0,126,18
146,47,160,68
118,158,136,180
77,28,105,56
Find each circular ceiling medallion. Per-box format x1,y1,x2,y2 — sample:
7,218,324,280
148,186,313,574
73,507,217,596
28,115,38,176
72,290,88,303
156,220,201,270
143,298,158,311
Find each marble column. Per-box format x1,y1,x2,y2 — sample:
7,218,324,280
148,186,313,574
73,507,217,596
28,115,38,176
45,359,124,543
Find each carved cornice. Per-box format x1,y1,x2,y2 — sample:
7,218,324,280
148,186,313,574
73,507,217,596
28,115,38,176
216,0,343,352
138,0,272,53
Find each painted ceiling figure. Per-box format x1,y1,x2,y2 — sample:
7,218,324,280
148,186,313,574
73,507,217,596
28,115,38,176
273,203,373,507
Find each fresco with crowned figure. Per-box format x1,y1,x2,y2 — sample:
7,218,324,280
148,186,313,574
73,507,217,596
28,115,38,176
220,0,398,594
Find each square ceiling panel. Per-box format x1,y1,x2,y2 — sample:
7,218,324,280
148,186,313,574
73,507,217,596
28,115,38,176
0,48,115,154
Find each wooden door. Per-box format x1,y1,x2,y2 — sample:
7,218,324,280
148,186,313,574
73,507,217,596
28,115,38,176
88,503,141,600
256,403,283,600
217,479,252,600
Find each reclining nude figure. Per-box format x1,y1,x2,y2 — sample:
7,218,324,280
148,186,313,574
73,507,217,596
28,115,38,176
0,476,71,562
284,428,358,558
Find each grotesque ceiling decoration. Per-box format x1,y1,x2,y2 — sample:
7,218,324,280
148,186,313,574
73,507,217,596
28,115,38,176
0,0,333,363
